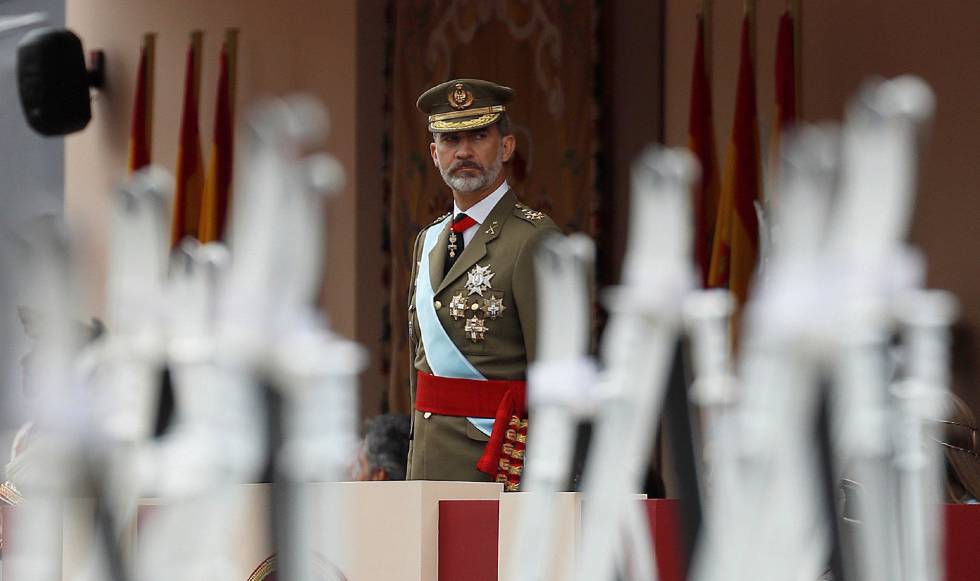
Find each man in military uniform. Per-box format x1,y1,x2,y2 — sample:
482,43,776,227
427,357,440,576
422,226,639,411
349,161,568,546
406,78,560,491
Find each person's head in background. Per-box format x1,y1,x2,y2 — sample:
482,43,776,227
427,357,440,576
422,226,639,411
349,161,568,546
935,393,980,504
353,414,411,481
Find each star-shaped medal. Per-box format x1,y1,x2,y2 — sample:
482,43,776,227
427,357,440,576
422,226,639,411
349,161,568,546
465,264,495,296
483,295,506,319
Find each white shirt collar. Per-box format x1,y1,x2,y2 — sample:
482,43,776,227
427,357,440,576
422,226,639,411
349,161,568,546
453,180,509,225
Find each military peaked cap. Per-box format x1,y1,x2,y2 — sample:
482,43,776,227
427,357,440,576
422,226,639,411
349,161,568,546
416,78,514,133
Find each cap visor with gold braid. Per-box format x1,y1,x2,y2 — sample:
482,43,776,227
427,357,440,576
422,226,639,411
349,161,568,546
417,78,514,133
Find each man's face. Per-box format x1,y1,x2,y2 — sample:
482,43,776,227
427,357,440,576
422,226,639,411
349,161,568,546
430,125,515,194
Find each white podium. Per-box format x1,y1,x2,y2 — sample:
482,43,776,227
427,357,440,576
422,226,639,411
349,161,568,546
16,482,501,581
496,492,583,581
225,481,503,581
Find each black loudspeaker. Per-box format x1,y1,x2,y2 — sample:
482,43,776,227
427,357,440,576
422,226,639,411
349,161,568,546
17,28,97,136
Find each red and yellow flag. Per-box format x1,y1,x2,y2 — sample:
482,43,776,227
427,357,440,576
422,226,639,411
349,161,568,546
199,29,238,243
170,31,205,249
127,33,155,174
768,8,799,177
773,10,798,138
688,10,720,287
707,13,761,308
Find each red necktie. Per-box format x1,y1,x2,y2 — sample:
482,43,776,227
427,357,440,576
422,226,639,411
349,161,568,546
451,213,477,233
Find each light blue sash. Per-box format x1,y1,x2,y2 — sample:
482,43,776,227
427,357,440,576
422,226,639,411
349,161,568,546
416,217,494,435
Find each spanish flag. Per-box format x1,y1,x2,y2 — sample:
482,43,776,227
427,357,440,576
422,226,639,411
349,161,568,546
127,33,155,174
688,11,720,287
170,31,205,249
769,9,798,171
198,29,238,243
707,13,761,309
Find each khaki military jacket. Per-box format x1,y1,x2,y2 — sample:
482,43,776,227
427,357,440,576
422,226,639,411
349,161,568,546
406,189,559,482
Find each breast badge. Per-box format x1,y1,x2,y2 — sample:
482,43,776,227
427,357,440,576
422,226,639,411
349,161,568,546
482,294,506,319
464,316,489,342
465,264,495,296
447,266,503,342
449,292,468,320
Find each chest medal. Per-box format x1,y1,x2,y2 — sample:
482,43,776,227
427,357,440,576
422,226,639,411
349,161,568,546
465,264,495,296
464,316,489,342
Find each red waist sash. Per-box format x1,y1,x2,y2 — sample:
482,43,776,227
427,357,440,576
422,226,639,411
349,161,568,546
416,371,528,489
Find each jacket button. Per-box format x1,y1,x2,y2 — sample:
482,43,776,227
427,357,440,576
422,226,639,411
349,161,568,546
423,412,432,419
434,300,442,310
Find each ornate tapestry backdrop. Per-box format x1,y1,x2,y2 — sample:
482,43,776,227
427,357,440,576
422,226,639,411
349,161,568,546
385,1,598,412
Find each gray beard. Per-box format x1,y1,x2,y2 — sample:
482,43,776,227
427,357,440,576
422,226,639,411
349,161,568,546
440,152,504,194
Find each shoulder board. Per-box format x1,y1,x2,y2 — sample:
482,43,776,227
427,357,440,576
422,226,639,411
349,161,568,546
431,211,452,226
0,481,23,506
514,203,548,225
423,211,452,230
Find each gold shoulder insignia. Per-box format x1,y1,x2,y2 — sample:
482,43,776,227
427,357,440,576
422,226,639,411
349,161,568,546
0,481,23,506
425,212,452,229
514,203,546,223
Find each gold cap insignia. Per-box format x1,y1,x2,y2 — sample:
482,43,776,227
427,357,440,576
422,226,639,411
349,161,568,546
448,83,474,110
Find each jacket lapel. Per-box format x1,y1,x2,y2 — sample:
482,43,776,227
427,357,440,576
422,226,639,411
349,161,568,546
436,190,515,295
428,219,451,294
